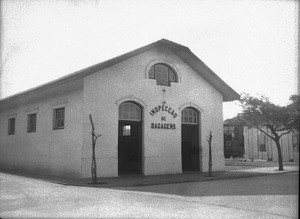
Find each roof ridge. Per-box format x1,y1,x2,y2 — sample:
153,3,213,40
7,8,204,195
0,39,239,106
0,39,183,103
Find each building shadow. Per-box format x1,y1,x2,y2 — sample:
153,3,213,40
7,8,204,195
115,172,299,197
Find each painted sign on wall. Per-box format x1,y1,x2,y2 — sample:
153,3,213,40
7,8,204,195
149,104,178,130
149,105,177,118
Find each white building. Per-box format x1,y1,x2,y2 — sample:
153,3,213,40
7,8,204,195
244,127,299,162
0,39,239,178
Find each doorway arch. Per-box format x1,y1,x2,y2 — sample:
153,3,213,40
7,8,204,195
181,107,200,172
118,101,142,175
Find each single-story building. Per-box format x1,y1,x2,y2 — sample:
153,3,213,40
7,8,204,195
0,39,239,178
244,127,299,162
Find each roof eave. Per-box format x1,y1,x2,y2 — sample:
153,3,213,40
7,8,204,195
0,39,240,106
170,46,240,102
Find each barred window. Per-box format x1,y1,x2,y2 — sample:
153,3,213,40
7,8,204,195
27,113,37,133
119,102,141,121
182,108,198,124
149,64,177,86
8,118,15,135
53,108,65,130
122,125,131,136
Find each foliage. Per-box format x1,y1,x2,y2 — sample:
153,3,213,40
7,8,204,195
287,95,300,131
238,93,300,171
238,94,298,139
224,116,246,128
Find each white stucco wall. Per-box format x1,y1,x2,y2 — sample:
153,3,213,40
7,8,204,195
81,46,224,178
0,46,227,179
0,80,84,178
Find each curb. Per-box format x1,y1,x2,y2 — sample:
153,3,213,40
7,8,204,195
1,166,298,188
38,169,299,188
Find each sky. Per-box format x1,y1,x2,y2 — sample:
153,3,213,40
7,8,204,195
0,0,298,120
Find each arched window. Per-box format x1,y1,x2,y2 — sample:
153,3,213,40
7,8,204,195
149,64,177,86
119,102,141,121
181,107,198,124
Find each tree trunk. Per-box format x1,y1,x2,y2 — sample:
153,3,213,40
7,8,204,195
274,138,284,171
89,114,99,184
91,138,97,183
268,128,284,171
207,132,212,177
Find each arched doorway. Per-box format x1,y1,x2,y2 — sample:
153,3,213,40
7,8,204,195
118,102,142,175
181,107,200,172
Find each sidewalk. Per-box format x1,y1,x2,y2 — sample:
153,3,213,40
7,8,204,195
68,165,300,187
74,166,299,188
2,162,298,188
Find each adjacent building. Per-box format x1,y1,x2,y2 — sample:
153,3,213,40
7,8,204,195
223,118,244,158
244,127,299,162
0,39,240,178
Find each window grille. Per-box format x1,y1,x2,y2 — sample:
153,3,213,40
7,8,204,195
149,64,177,86
181,108,198,124
27,113,37,133
53,108,65,129
119,102,141,121
122,125,131,136
8,118,15,135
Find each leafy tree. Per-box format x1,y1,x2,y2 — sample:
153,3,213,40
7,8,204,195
238,94,299,171
287,95,300,131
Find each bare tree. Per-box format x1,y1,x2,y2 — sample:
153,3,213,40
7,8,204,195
206,131,213,177
89,114,101,184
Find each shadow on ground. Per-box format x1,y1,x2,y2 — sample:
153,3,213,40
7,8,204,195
116,172,299,197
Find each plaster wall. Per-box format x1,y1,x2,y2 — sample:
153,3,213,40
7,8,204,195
0,81,83,177
81,47,224,178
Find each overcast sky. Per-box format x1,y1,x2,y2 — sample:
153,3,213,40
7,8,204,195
0,0,298,119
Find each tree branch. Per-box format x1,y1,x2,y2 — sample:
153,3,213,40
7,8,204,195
257,127,275,140
94,134,102,144
90,114,101,140
275,128,289,132
89,114,95,131
279,130,291,138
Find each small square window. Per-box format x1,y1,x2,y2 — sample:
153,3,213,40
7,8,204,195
27,113,37,133
53,108,65,130
8,118,15,135
123,125,131,136
260,144,266,152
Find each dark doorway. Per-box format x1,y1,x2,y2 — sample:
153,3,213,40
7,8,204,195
118,102,142,175
181,107,200,172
